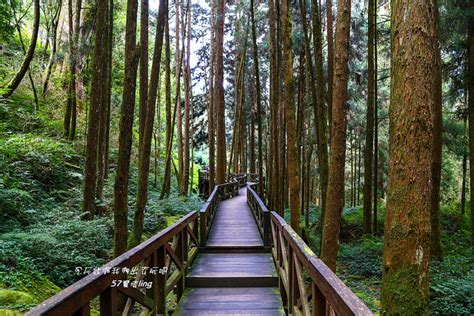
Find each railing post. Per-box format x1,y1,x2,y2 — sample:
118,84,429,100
312,283,327,316
200,211,206,247
99,287,117,316
263,211,270,247
176,230,185,300
154,246,166,315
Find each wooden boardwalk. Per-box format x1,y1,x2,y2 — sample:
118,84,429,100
28,177,372,315
176,187,285,315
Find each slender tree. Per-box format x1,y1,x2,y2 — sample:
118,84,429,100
381,1,439,313
2,0,40,98
138,0,149,148
113,0,139,257
182,0,191,195
215,0,226,184
326,0,334,137
469,0,474,247
363,0,375,235
208,0,216,193
82,0,109,219
320,0,351,271
160,14,172,199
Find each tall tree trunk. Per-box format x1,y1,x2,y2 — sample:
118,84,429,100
208,0,216,193
96,0,113,203
250,0,263,192
160,14,172,199
2,0,40,98
182,0,191,195
468,0,474,247
176,0,184,189
138,0,149,149
215,0,226,184
373,0,379,234
326,0,334,139
311,0,329,223
42,0,63,96
381,1,438,313
281,0,299,233
461,116,468,215
269,0,281,211
131,0,167,248
83,0,109,218
363,0,375,234
114,0,139,257
320,0,351,272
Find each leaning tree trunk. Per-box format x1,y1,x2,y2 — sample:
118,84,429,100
114,0,139,257
381,1,439,314
2,0,40,98
320,0,351,272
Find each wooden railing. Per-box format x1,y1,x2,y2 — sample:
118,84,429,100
247,182,372,315
247,182,270,246
27,212,199,315
199,180,239,246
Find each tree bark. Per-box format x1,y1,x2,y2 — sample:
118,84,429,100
363,0,375,234
326,0,334,139
160,13,172,199
320,0,351,272
131,0,167,248
208,0,216,193
469,0,474,247
381,1,438,313
182,0,191,195
138,0,149,149
83,0,109,218
215,0,226,184
114,0,139,257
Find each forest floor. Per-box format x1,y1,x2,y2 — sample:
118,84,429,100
0,97,203,312
296,204,473,315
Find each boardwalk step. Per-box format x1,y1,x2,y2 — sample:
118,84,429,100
201,245,270,253
174,287,285,315
186,253,278,287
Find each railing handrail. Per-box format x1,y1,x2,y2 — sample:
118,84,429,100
247,182,270,246
27,211,199,315
199,180,240,246
271,211,373,315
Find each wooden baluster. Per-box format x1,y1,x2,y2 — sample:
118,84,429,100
312,283,327,316
288,247,296,314
73,303,91,316
200,211,206,247
155,246,166,315
176,230,185,299
100,287,117,316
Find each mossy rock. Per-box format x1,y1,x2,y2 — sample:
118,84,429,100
0,270,60,306
0,289,34,306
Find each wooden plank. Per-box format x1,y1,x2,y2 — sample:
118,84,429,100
206,188,264,247
175,288,285,315
117,287,154,309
